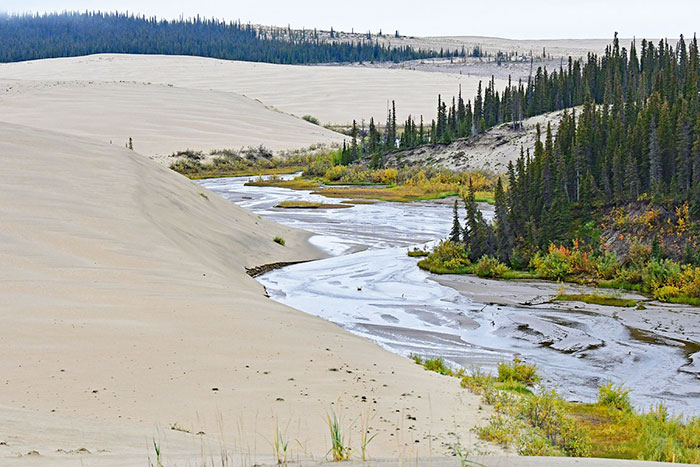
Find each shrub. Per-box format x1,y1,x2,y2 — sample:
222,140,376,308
595,252,619,280
654,285,680,301
597,383,631,411
460,366,492,393
497,357,539,386
641,259,682,292
530,245,571,280
422,357,453,376
301,114,320,125
627,239,652,266
418,241,471,274
474,255,511,278
273,236,285,246
680,265,700,298
324,165,348,181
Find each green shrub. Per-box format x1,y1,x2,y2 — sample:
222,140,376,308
595,252,619,280
530,245,571,280
654,285,680,301
422,357,453,376
418,241,471,274
641,259,681,292
474,255,511,278
497,358,539,386
301,114,320,125
597,383,631,411
273,236,286,246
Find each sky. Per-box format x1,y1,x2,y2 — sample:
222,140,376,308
1,0,697,40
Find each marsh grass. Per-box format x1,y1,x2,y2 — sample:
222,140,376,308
275,201,352,209
407,248,429,257
555,293,637,308
340,199,377,205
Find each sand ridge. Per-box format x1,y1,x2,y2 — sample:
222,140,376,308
0,121,501,464
0,53,508,126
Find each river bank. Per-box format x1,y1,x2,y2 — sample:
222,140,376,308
201,174,700,417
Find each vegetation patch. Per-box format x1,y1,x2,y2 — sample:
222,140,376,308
555,293,637,308
453,358,700,462
340,199,377,205
246,176,321,190
275,201,352,209
407,248,429,257
273,236,285,246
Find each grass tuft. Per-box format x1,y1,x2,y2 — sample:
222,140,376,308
326,408,352,461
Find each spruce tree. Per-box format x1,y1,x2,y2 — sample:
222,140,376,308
449,200,463,243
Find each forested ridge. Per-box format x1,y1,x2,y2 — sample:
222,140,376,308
0,11,436,64
399,33,700,305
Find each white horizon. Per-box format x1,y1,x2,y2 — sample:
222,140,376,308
1,0,696,41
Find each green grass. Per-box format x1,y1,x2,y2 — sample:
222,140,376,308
275,201,352,209
326,408,351,461
501,270,536,279
555,293,638,307
598,280,644,292
245,177,321,190
407,249,429,257
664,294,700,306
273,236,285,246
417,259,473,275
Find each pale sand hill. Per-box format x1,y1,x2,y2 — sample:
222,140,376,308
385,109,569,173
0,121,500,464
0,54,508,126
0,79,345,164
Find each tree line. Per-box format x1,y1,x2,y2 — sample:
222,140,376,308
451,34,700,265
0,11,437,64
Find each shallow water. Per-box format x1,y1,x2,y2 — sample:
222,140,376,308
200,175,700,415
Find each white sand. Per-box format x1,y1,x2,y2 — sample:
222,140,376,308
0,78,345,164
0,121,501,464
0,54,507,126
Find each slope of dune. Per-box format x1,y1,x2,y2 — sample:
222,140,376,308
0,121,502,464
0,79,345,164
0,54,508,126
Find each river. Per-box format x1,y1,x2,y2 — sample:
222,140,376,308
199,175,700,416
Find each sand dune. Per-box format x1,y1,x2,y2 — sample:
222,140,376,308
0,121,502,464
0,54,507,126
0,78,345,163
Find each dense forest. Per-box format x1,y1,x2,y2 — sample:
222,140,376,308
0,11,437,64
475,34,700,262
407,34,700,304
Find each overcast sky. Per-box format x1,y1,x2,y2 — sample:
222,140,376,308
1,0,696,39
